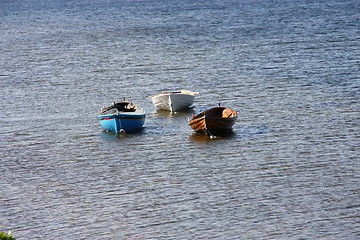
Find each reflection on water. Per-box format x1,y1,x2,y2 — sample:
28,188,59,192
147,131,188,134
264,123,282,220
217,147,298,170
189,131,237,142
100,128,146,139
152,108,196,118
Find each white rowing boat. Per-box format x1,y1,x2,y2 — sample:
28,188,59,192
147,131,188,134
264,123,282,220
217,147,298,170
149,90,199,112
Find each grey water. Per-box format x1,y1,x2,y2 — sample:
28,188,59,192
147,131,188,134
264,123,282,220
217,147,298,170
1,0,359,239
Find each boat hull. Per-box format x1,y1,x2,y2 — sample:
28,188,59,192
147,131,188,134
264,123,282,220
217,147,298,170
98,111,145,133
151,92,195,112
188,106,237,135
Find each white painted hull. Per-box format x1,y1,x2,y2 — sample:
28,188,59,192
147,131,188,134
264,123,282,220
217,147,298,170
151,92,195,112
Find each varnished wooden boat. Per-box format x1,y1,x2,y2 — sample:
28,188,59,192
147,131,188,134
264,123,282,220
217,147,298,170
188,105,238,135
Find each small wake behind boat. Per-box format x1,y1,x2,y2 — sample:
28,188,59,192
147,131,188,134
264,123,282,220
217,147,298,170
149,90,199,112
98,100,145,134
188,105,238,136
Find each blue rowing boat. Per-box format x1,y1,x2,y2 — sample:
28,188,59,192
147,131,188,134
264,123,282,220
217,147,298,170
98,101,145,133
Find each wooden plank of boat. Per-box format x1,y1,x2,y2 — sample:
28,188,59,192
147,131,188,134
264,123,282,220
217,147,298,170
188,115,207,133
188,105,237,136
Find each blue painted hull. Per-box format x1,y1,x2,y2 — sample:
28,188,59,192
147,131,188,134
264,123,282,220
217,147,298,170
98,111,145,133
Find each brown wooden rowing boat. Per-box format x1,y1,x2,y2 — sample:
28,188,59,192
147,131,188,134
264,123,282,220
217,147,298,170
188,105,238,135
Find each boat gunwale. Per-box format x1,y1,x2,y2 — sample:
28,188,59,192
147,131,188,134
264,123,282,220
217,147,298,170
190,106,237,120
98,114,145,121
149,90,199,99
98,107,145,120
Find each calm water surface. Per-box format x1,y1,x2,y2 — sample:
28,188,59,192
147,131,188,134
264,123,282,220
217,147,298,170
1,0,359,239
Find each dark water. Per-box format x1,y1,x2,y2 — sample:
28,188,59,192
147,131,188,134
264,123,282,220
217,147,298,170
1,0,359,239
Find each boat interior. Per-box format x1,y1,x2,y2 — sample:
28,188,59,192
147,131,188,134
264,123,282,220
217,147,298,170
114,101,136,112
101,101,137,114
206,107,236,118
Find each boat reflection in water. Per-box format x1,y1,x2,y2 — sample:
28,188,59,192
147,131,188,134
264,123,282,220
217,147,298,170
189,131,237,142
153,108,196,118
